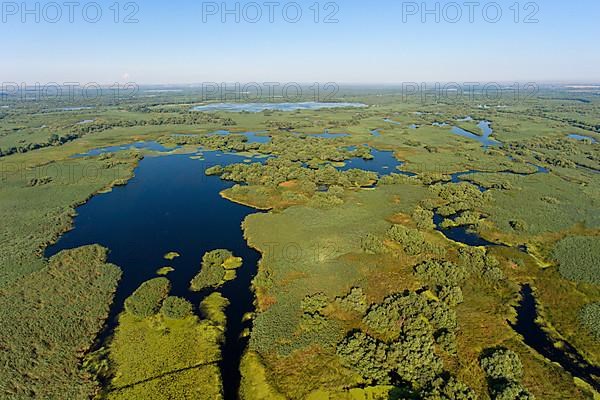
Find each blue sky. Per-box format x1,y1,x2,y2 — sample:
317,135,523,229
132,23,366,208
2,0,599,84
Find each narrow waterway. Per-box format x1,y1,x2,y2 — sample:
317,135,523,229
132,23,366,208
511,285,600,392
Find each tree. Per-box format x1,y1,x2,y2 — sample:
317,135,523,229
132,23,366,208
414,260,467,287
439,286,464,307
493,382,535,400
480,349,524,382
336,331,391,384
301,293,329,315
422,376,477,399
361,233,387,254
336,287,369,314
387,224,426,256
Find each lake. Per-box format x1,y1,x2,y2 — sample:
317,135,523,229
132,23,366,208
191,102,367,112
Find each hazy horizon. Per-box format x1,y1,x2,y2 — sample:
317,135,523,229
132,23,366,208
3,0,600,84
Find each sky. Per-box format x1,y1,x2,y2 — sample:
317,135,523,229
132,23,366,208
2,0,600,84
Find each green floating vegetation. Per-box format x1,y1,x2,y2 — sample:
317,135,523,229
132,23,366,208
0,245,121,399
552,236,600,285
190,249,243,291
124,277,171,318
156,266,175,275
163,251,180,260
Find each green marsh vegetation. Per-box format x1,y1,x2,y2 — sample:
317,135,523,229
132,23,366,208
99,277,226,399
552,236,600,285
190,249,244,291
0,245,120,399
1,88,600,398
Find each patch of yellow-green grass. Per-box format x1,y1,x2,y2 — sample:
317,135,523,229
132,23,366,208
156,266,175,275
479,173,600,238
223,269,238,281
264,346,362,400
223,256,243,269
221,184,307,211
306,386,396,400
105,313,223,396
200,293,229,327
106,364,223,400
240,351,286,400
163,251,180,260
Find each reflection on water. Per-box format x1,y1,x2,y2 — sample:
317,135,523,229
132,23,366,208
73,141,179,157
568,133,598,143
451,120,501,148
191,102,367,112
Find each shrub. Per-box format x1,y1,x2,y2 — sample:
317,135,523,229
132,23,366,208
301,293,329,315
439,286,464,307
415,260,467,287
413,206,435,230
161,296,194,319
387,224,425,255
458,247,500,277
493,382,535,400
336,332,391,384
422,376,477,399
579,302,600,340
205,165,224,176
336,287,369,314
483,266,505,282
203,249,234,267
124,277,171,318
361,233,387,254
480,349,524,382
